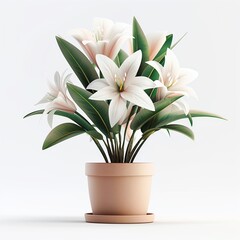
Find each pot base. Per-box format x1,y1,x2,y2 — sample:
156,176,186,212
85,213,154,224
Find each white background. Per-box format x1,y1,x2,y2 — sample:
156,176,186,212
0,0,239,239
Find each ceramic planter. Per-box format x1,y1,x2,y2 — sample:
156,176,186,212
85,163,154,223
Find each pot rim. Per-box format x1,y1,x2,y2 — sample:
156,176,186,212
85,162,154,177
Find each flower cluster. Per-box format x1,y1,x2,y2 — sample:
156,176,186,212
25,17,222,163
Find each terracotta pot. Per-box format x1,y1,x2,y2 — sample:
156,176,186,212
85,163,154,215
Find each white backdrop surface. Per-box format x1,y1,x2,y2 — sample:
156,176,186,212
0,0,239,239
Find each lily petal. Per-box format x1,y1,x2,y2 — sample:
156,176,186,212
156,85,168,100
173,99,189,115
118,103,133,125
82,41,99,64
146,61,163,83
163,49,180,80
109,95,127,127
107,22,130,40
45,92,76,113
93,18,113,39
126,76,157,90
107,35,131,60
169,85,198,99
119,51,142,82
71,28,94,43
87,78,109,90
121,85,155,111
36,93,54,105
47,110,56,128
146,32,166,60
96,54,119,86
178,68,198,84
54,71,61,89
89,86,118,100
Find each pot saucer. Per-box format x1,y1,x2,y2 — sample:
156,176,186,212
85,213,154,224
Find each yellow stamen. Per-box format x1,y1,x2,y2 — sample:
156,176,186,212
114,73,126,92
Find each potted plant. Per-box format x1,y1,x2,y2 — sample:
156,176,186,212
24,17,224,223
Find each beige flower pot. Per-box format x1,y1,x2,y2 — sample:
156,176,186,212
85,163,154,223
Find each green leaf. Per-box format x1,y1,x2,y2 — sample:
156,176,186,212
132,17,149,74
67,83,117,137
42,123,85,150
86,130,103,139
151,110,226,129
24,110,103,140
130,95,183,130
187,113,193,126
24,110,93,132
142,65,159,81
154,34,173,61
142,124,194,140
24,110,44,118
56,36,98,89
161,124,194,140
114,50,128,67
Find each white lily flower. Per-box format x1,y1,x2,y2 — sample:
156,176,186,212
37,71,77,127
71,18,131,65
87,51,156,127
147,49,198,114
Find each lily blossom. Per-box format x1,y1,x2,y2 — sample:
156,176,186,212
147,49,198,114
87,51,156,127
71,18,131,65
37,71,77,127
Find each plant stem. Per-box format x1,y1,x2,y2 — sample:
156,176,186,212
130,138,147,163
122,107,136,157
109,136,116,162
113,134,119,162
124,130,136,163
128,136,143,160
122,119,130,154
75,111,90,123
92,138,109,163
118,127,123,162
105,138,114,163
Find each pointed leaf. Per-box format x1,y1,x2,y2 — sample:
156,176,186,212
154,34,173,61
187,113,193,126
67,83,118,137
24,110,103,140
86,130,103,140
24,110,44,118
161,124,194,140
56,36,98,88
130,95,183,130
25,110,93,131
142,65,159,81
152,110,226,129
142,124,194,140
42,123,85,150
132,17,149,74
